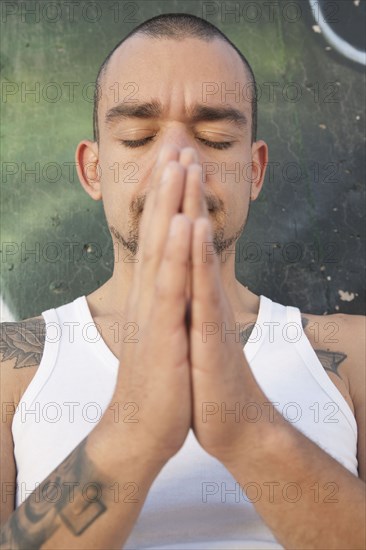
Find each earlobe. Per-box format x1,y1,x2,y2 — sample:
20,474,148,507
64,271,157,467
75,140,102,201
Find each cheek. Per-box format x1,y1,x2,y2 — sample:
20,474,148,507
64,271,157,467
100,145,152,197
99,154,136,201
99,154,122,186
216,150,254,189
98,174,131,226
238,156,257,188
225,187,251,222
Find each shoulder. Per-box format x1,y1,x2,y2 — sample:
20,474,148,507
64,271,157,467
0,314,46,406
300,311,365,480
0,315,46,520
299,311,365,388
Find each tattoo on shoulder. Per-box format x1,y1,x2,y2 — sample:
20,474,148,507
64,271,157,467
239,323,256,346
301,316,309,329
0,438,107,548
300,316,347,379
313,350,347,379
0,318,46,369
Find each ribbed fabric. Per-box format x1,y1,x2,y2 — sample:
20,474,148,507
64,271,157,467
12,294,358,549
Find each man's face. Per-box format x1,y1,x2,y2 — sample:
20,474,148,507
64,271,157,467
96,34,262,257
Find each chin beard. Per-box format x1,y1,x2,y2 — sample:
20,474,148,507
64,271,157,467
109,224,139,256
108,196,144,257
109,196,249,258
109,217,246,259
212,223,245,255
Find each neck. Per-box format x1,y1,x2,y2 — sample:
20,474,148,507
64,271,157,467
86,250,260,322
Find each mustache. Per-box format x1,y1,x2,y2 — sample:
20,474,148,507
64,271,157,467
130,193,222,216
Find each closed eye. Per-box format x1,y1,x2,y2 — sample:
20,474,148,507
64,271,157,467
119,136,234,150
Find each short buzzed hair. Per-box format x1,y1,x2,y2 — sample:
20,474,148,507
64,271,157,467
93,13,258,144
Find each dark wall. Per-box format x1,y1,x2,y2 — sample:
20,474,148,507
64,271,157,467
1,0,365,320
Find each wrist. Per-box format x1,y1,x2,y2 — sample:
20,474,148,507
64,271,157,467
87,407,167,485
222,404,291,476
216,361,289,470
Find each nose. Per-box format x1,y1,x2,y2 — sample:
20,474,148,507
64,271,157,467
159,128,199,164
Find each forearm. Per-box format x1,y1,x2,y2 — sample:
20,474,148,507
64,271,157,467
224,372,365,549
0,412,163,550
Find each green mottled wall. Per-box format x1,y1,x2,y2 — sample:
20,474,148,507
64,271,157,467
1,0,365,320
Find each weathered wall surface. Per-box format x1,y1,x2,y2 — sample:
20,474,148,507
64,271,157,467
1,0,365,320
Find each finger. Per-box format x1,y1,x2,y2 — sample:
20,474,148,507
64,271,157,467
139,145,180,239
153,214,192,333
191,217,222,330
182,163,208,220
179,149,203,310
134,145,181,287
182,165,209,319
138,161,187,303
181,163,203,312
179,147,198,168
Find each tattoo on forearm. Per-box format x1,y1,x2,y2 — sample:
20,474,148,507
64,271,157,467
301,316,347,379
0,438,107,549
0,319,46,368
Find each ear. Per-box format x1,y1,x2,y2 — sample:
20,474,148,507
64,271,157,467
75,140,102,201
250,139,268,201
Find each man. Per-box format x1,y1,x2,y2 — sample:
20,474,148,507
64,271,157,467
0,12,365,550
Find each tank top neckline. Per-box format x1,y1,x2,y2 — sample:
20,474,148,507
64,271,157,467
73,293,273,366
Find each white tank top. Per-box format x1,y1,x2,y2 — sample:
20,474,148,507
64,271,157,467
12,294,358,549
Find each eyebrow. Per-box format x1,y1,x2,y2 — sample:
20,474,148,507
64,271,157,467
104,100,248,129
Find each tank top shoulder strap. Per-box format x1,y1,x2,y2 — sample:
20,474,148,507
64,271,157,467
12,305,62,439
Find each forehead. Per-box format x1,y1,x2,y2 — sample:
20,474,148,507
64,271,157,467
100,34,251,114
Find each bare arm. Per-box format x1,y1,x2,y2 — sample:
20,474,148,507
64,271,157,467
0,417,163,550
227,397,365,549
1,144,195,549
223,314,366,549
0,320,163,549
0,316,46,524
188,186,366,549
